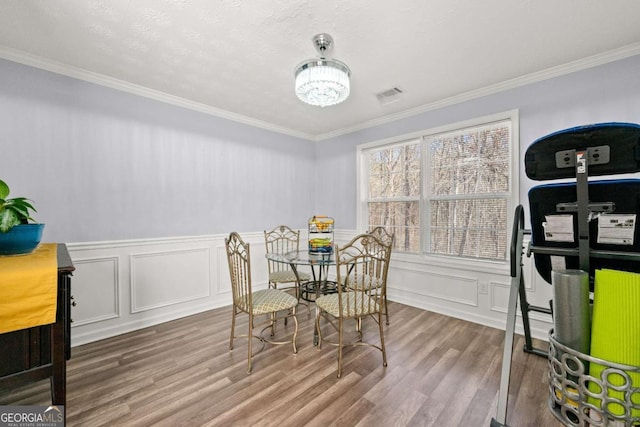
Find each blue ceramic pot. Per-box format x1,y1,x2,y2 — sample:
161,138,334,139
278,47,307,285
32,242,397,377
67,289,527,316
0,223,45,255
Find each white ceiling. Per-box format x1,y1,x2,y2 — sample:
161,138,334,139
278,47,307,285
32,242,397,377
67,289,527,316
1,1,640,140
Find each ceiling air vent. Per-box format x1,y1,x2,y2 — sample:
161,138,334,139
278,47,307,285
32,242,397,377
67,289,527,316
376,87,403,105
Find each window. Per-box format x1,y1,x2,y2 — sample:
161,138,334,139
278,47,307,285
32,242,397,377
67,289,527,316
360,110,518,262
367,141,421,252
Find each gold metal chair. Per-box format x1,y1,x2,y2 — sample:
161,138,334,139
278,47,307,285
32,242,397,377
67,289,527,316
367,226,394,325
264,225,311,301
225,232,299,374
368,226,395,248
315,233,391,378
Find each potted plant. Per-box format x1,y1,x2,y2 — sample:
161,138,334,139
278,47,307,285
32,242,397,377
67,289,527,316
0,179,44,255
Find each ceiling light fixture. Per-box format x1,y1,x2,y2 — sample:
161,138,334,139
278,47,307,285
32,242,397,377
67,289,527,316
294,33,351,107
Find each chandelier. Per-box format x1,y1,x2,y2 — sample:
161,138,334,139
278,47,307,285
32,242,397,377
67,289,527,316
294,34,351,107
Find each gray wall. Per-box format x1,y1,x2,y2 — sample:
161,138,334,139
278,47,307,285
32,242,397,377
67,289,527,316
0,59,316,243
2,54,639,243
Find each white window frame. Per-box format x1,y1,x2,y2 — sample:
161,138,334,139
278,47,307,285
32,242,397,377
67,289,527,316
357,109,519,273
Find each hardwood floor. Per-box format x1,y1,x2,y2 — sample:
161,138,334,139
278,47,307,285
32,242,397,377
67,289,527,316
0,302,561,426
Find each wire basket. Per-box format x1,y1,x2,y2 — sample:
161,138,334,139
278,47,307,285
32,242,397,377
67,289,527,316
548,331,640,426
308,216,334,253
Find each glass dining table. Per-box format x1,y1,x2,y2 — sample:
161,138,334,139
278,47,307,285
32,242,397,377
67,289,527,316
265,249,338,302
265,249,338,345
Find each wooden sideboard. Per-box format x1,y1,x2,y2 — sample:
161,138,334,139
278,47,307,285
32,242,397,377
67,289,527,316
0,243,75,406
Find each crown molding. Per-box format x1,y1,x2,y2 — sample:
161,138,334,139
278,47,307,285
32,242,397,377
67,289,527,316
315,42,640,141
0,46,316,141
1,42,639,143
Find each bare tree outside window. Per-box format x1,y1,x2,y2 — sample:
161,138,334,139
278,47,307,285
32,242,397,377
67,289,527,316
363,116,514,261
367,142,421,252
427,123,510,260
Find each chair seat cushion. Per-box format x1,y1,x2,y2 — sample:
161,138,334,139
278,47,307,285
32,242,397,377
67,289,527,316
340,273,383,291
249,289,298,315
316,292,379,317
269,270,311,283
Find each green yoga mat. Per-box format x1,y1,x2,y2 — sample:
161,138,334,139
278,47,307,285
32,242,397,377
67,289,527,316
588,268,640,418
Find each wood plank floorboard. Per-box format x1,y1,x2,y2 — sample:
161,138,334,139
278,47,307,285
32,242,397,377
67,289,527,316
0,301,562,426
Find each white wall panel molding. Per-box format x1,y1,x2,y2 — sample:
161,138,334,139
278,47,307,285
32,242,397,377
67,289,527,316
489,279,552,338
392,286,551,342
130,247,211,313
420,272,479,306
70,256,120,326
68,234,227,251
490,281,511,314
66,230,553,347
390,267,479,307
67,233,265,346
216,244,232,298
490,281,551,321
390,287,500,329
68,238,219,346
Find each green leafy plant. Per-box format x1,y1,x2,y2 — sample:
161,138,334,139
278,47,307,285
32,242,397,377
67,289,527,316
0,179,37,233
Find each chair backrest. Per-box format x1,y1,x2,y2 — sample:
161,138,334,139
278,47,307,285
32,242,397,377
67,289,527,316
368,226,395,249
225,232,252,312
264,225,301,274
335,233,392,316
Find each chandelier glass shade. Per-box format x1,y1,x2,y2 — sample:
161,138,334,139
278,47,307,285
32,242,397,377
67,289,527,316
295,59,351,107
294,34,351,107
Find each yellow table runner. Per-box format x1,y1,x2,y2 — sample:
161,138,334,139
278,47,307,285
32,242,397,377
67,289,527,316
0,243,57,334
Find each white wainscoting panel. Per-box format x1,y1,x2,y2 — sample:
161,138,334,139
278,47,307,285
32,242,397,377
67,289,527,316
391,266,479,307
488,260,553,340
66,229,554,347
71,256,119,326
216,244,232,297
67,234,247,346
130,247,211,313
490,280,511,314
